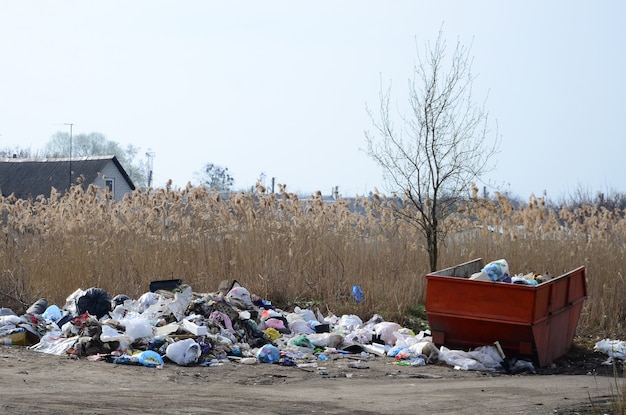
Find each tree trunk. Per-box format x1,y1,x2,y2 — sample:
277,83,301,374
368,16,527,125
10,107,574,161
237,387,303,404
427,226,438,272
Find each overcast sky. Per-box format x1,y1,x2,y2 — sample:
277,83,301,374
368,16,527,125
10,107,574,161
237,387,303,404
1,1,624,200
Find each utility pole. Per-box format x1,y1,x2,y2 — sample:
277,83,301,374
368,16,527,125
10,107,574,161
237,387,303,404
64,123,73,188
145,149,155,188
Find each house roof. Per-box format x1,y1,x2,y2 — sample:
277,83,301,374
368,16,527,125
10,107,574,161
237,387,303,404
0,155,135,200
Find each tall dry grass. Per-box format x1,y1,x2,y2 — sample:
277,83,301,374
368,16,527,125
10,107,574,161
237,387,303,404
0,183,624,338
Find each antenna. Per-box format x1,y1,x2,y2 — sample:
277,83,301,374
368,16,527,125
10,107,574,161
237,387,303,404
64,123,73,188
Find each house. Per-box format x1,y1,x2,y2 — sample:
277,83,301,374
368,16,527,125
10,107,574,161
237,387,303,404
0,155,135,201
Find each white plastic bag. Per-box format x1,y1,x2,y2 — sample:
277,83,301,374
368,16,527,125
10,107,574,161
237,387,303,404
595,339,626,364
344,328,373,344
226,286,252,309
288,319,314,334
374,322,402,346
30,331,78,355
100,324,132,344
123,317,154,341
409,340,431,355
143,285,193,322
336,314,363,332
166,338,201,366
0,314,22,327
64,288,85,316
294,306,317,322
393,329,419,347
136,292,160,314
306,333,343,348
438,345,503,371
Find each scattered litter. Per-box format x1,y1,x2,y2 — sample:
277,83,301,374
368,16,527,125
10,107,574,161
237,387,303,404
594,339,626,365
438,345,511,372
239,357,257,365
347,360,369,369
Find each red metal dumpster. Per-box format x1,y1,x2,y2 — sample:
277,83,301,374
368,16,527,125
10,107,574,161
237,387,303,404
425,258,587,367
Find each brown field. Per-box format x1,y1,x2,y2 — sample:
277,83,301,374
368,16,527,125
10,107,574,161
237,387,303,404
0,182,624,340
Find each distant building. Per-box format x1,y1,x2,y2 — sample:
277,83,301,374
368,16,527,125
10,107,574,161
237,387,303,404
0,155,135,201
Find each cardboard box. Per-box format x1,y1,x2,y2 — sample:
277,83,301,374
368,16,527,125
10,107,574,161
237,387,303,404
0,328,39,346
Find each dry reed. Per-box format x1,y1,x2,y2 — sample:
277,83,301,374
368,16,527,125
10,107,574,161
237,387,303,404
0,183,624,338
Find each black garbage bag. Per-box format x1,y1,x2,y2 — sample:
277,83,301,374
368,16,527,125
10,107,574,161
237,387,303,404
149,279,182,292
111,294,131,307
77,288,112,319
26,298,48,315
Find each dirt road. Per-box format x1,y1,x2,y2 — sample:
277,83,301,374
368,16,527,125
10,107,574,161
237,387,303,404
0,346,619,414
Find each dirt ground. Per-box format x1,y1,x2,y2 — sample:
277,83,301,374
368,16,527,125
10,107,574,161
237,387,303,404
0,341,623,415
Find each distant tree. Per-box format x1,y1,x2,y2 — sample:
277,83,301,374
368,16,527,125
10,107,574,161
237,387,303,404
196,163,234,191
0,146,38,158
44,132,148,188
365,30,499,272
553,184,626,212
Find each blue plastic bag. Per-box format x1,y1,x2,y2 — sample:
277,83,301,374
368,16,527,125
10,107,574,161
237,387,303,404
136,350,164,368
351,285,364,303
481,259,511,282
256,344,280,363
42,305,62,321
387,345,408,357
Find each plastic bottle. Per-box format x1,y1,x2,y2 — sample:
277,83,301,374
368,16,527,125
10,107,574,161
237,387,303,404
240,357,258,365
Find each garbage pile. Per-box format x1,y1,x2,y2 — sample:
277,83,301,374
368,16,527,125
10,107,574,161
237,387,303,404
0,279,534,373
469,259,552,285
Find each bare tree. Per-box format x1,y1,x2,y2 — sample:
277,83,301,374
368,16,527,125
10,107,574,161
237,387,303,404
196,163,234,192
0,146,38,158
365,30,499,272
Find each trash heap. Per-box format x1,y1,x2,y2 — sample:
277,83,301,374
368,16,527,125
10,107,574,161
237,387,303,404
1,280,443,370
469,258,552,285
6,276,578,373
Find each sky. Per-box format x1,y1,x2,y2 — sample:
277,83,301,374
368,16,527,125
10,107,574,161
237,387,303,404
1,1,625,200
